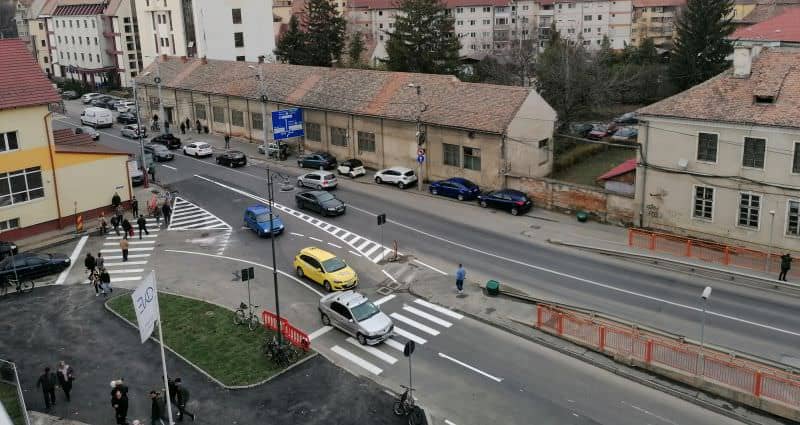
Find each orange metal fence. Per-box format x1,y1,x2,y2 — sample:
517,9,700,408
628,228,798,278
536,304,800,415
261,311,311,351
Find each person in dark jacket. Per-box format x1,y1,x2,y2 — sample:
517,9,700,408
56,361,74,401
122,218,133,240
112,389,129,425
179,122,186,134
99,267,112,296
174,378,195,421
137,216,149,239
112,192,121,209
195,120,201,134
84,253,97,275
131,196,139,218
779,253,793,281
162,203,172,227
150,390,167,425
36,367,57,409
167,377,177,405
110,215,120,236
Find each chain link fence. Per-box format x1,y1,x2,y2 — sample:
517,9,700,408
0,359,30,425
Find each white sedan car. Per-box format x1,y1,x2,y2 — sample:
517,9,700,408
374,166,417,189
116,101,136,113
183,142,213,157
297,171,338,190
120,124,145,138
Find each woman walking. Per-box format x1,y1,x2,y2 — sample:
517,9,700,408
56,361,75,401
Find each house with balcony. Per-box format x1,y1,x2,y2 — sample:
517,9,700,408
630,0,682,49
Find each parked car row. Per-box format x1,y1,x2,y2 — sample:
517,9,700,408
573,112,640,142
0,240,70,285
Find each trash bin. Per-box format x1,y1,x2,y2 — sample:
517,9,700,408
576,211,589,222
486,279,500,296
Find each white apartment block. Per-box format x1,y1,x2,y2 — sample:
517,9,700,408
45,0,142,88
14,0,53,76
136,0,275,67
553,0,631,49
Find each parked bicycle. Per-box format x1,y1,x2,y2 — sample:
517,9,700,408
393,385,423,424
233,301,260,331
1,278,34,297
263,335,298,367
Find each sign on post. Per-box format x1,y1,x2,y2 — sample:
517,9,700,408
132,271,159,343
241,267,255,281
377,213,386,226
272,108,304,140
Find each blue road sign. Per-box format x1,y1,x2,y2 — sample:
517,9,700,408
272,108,305,140
417,155,425,164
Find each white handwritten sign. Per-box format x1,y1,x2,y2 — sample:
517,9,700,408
132,271,159,343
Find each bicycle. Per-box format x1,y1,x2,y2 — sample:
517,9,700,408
233,301,260,331
393,384,415,416
263,335,298,367
1,278,34,297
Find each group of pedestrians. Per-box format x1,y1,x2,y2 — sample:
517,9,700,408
102,192,173,262
109,376,196,425
84,252,111,296
36,361,75,410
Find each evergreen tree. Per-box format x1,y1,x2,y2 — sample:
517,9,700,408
384,0,462,75
347,31,366,67
274,16,309,65
304,0,346,67
669,0,735,90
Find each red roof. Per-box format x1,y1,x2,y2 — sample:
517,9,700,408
597,159,637,181
53,128,128,155
632,0,685,7
0,39,61,111
731,8,800,42
53,3,107,15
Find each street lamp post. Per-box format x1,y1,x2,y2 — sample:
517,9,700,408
265,168,293,346
699,286,712,374
248,64,271,155
133,73,151,188
407,83,427,191
155,58,166,135
766,210,776,273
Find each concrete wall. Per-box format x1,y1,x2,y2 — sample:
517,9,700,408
194,0,275,63
505,89,557,178
53,154,130,217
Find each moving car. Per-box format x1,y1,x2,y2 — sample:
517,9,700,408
610,127,638,142
120,124,146,138
216,150,247,167
297,152,337,170
374,166,417,189
477,189,532,216
183,142,213,157
143,143,174,162
0,252,70,284
243,204,285,237
295,190,345,216
294,247,358,292
151,133,182,149
297,171,338,189
429,177,480,201
90,95,113,108
81,92,102,104
337,159,366,178
80,107,113,128
75,126,99,140
319,291,394,345
0,241,18,261
117,112,138,124
61,90,79,100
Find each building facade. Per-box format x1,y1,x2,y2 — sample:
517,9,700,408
552,0,632,49
630,0,682,48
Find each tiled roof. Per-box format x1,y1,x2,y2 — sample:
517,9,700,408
731,8,800,42
737,1,800,23
0,39,60,111
43,0,122,17
597,159,637,180
53,128,128,154
136,57,538,134
637,48,800,129
632,0,685,7
53,2,106,15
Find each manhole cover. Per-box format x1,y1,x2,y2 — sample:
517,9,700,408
376,287,393,296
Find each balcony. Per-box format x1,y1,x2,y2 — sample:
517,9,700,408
106,47,123,55
102,30,120,38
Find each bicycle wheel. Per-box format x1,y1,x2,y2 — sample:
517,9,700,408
408,406,424,425
233,309,245,325
393,400,407,416
247,315,260,331
19,280,33,294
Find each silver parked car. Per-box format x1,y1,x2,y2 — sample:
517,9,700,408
120,124,146,138
75,126,99,140
318,291,394,345
297,170,338,189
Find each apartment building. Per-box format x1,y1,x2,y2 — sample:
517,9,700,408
552,0,632,49
630,0,682,48
43,0,142,88
136,0,275,67
14,0,54,76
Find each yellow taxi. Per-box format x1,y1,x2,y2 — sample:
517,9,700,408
293,247,358,292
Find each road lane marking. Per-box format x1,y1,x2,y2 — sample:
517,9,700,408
403,305,452,328
374,294,396,306
169,217,218,227
383,338,405,351
341,231,352,239
55,235,88,285
413,259,447,275
168,197,231,231
393,326,427,344
363,244,381,257
331,345,382,375
102,254,150,260
382,270,398,284
357,240,371,251
290,232,305,237
107,268,145,274
161,164,177,170
620,401,678,425
390,313,439,336
327,242,342,249
438,352,503,383
109,276,142,283
100,247,154,253
374,248,393,263
105,234,158,240
413,299,464,320
309,236,323,242
348,250,362,257
104,261,148,266
346,338,398,364
444,420,458,425
309,326,333,340
103,240,154,246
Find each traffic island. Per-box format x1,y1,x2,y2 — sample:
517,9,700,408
0,382,24,425
106,291,311,387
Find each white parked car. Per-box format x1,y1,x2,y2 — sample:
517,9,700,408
74,126,99,140
183,142,213,157
297,171,338,190
120,124,145,138
81,92,102,104
374,166,417,189
116,101,136,113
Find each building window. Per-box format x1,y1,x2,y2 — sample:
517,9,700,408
697,133,718,162
788,200,800,236
330,127,348,146
0,131,19,153
456,20,463,26
251,112,263,130
96,54,100,62
91,20,95,28
81,53,85,61
538,138,550,164
742,137,766,169
0,218,19,231
89,55,92,63
234,32,244,47
597,15,602,20
463,147,481,170
41,39,46,47
357,131,375,152
94,37,98,45
58,35,61,43
456,7,462,13
232,8,242,24
212,106,225,123
738,193,760,229
305,122,321,142
483,6,490,12
793,142,800,173
443,143,459,166
692,186,714,220
584,15,592,21
0,167,44,207
236,55,245,61
231,110,244,127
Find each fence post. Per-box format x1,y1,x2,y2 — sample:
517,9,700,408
723,246,730,265
556,313,563,335
599,326,606,351
754,372,762,398
536,305,543,328
686,239,692,257
628,229,633,246
649,233,656,250
645,339,653,363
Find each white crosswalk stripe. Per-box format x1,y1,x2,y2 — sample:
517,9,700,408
101,254,150,260
392,326,428,345
168,197,231,231
346,338,398,364
390,313,440,336
383,338,406,352
413,299,464,320
104,261,148,266
402,305,453,328
331,345,383,375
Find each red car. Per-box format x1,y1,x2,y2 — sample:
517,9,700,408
587,124,611,140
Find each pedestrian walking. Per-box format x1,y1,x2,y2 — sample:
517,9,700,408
100,215,108,234
455,263,466,294
174,378,195,421
122,218,132,240
153,204,162,227
120,238,129,262
116,205,125,222
184,118,191,131
112,389,129,425
150,390,167,425
224,134,231,150
132,196,139,218
195,120,201,133
111,215,120,236
36,367,57,409
56,361,75,402
179,122,186,134
91,267,102,296
84,253,97,275
167,377,177,406
162,203,172,227
112,192,121,209
99,267,112,296
137,216,149,239
97,252,104,269
148,164,156,184
779,253,793,281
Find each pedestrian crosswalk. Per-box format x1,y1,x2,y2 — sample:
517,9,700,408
168,197,232,231
326,298,462,376
93,216,160,284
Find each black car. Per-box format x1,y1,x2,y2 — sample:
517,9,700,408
90,95,113,108
216,150,247,167
0,252,70,283
61,90,79,100
477,189,532,216
117,112,138,124
295,190,346,216
0,241,18,261
151,134,182,149
143,144,174,162
298,152,337,170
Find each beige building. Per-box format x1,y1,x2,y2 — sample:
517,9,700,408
635,45,800,251
630,0,683,48
134,56,556,189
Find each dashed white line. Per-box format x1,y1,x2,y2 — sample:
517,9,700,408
413,259,448,275
161,164,177,170
348,250,362,257
290,232,305,237
382,270,398,284
327,242,342,249
308,236,323,242
438,352,503,383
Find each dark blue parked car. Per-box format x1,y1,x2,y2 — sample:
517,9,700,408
477,189,532,216
243,204,284,237
429,177,481,201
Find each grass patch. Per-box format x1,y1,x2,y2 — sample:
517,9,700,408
0,381,24,425
107,292,308,386
552,147,636,187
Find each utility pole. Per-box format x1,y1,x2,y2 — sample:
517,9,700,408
266,168,283,345
249,63,271,155
155,58,165,134
133,75,150,187
408,83,427,191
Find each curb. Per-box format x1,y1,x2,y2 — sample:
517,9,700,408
18,232,86,253
407,283,767,425
103,291,318,390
